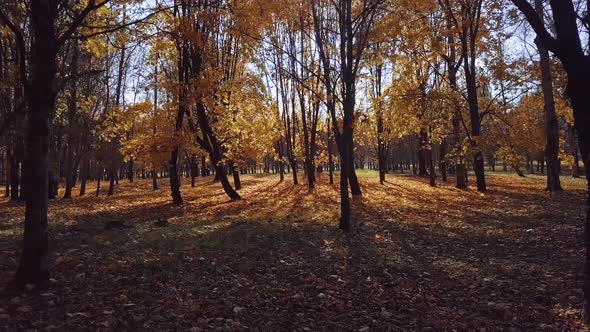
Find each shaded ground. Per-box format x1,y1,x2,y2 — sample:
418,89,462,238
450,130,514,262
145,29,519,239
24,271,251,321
0,171,588,331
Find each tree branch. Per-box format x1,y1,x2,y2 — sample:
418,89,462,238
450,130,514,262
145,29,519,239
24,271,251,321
510,0,559,53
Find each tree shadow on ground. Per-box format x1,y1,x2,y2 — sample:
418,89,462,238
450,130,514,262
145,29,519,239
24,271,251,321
0,173,587,331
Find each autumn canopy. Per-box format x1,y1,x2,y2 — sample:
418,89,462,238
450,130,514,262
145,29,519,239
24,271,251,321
1,0,590,330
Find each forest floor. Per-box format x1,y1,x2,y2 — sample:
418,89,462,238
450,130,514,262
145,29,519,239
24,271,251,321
0,171,588,331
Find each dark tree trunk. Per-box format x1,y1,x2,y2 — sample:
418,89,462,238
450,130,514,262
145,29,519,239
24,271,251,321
417,131,428,176
440,139,448,182
9,150,19,201
107,168,115,196
290,159,298,185
169,147,183,204
128,157,134,183
460,7,486,192
215,161,240,200
190,156,197,187
328,120,334,185
201,156,207,177
348,143,361,196
79,157,87,196
95,168,101,197
338,130,352,231
63,39,78,199
231,161,241,191
194,101,240,200
152,169,158,190
428,147,436,187
514,165,525,177
14,1,57,288
4,152,9,197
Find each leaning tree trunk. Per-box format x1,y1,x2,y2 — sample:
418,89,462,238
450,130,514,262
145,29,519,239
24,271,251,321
348,140,361,196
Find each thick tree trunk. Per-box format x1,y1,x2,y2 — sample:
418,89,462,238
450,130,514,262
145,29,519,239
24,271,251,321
231,161,241,191
428,147,436,187
378,153,386,184
348,145,361,196
79,157,87,196
107,168,115,196
4,152,9,197
417,131,428,176
169,147,183,204
473,152,486,191
565,74,590,320
95,168,101,197
9,149,19,201
63,39,78,199
214,161,240,200
128,157,134,183
440,139,448,182
152,169,158,190
514,165,525,177
328,121,334,185
463,34,486,192
14,1,56,288
339,133,352,231
190,156,197,187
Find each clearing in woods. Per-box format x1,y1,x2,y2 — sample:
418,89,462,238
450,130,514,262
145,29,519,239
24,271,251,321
0,171,587,331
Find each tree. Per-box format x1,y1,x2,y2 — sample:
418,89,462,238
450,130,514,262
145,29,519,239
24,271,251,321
0,0,112,288
311,0,380,230
510,0,590,319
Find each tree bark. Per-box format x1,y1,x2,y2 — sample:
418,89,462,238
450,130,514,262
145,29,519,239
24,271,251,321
79,157,87,196
63,39,78,199
231,161,241,191
152,169,158,190
14,0,56,288
417,130,428,176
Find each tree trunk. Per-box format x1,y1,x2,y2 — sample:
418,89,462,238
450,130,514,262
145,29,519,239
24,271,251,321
417,131,428,176
79,157,87,196
14,1,56,288
428,147,436,187
63,39,78,199
95,168,101,197
169,147,183,204
514,165,525,177
231,161,241,191
128,157,134,183
328,120,334,185
214,161,240,200
152,169,158,190
462,25,486,192
440,139,448,182
339,133,352,231
9,149,19,201
348,144,361,196
107,168,115,196
190,156,197,187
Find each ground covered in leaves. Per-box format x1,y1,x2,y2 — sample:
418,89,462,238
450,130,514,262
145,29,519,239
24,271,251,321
0,171,588,331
